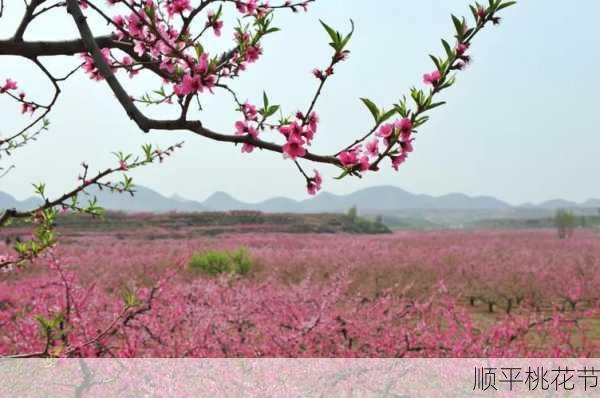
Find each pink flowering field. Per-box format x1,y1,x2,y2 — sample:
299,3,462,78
2,227,600,358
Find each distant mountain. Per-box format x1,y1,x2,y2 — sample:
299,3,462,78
1,185,599,215
255,197,299,213
536,199,579,210
203,192,248,211
0,186,205,213
0,191,41,211
0,192,18,210
582,199,600,209
89,186,206,213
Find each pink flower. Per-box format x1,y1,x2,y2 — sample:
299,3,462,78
255,3,271,18
21,103,35,114
113,15,125,26
338,150,358,168
366,138,379,157
121,56,138,78
159,58,176,73
279,122,303,140
235,1,247,13
302,132,314,147
423,70,441,87
119,160,129,171
202,74,216,93
391,153,407,171
334,50,349,63
195,54,209,74
213,20,223,37
308,112,319,134
242,102,258,120
283,134,306,159
234,120,258,139
307,170,322,195
166,0,191,17
245,0,259,15
394,118,413,140
456,43,469,55
377,123,394,143
175,73,211,95
235,31,250,45
401,138,414,153
121,56,133,66
183,74,202,94
133,41,146,57
207,11,223,37
476,5,487,19
241,143,255,153
245,45,262,63
126,13,144,37
0,78,18,93
81,48,112,81
358,156,370,172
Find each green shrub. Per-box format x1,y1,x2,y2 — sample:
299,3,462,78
230,247,252,275
188,247,254,276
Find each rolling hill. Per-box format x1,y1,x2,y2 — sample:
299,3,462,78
2,185,598,218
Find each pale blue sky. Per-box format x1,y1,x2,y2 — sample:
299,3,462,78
1,1,598,204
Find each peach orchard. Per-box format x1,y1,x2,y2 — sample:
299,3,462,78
0,0,548,358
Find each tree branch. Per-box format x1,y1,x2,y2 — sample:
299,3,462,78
0,35,117,57
64,0,341,166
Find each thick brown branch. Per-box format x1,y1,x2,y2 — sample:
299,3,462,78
0,35,116,57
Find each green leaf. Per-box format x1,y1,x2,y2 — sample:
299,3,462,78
429,55,441,70
265,27,280,34
413,115,430,128
34,315,51,331
194,44,204,58
339,19,355,50
427,101,447,111
497,1,517,11
469,5,478,19
265,105,280,118
360,98,380,122
144,5,155,19
410,88,424,107
122,288,141,308
441,39,453,58
334,169,351,180
319,20,341,50
451,14,463,36
379,109,397,124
